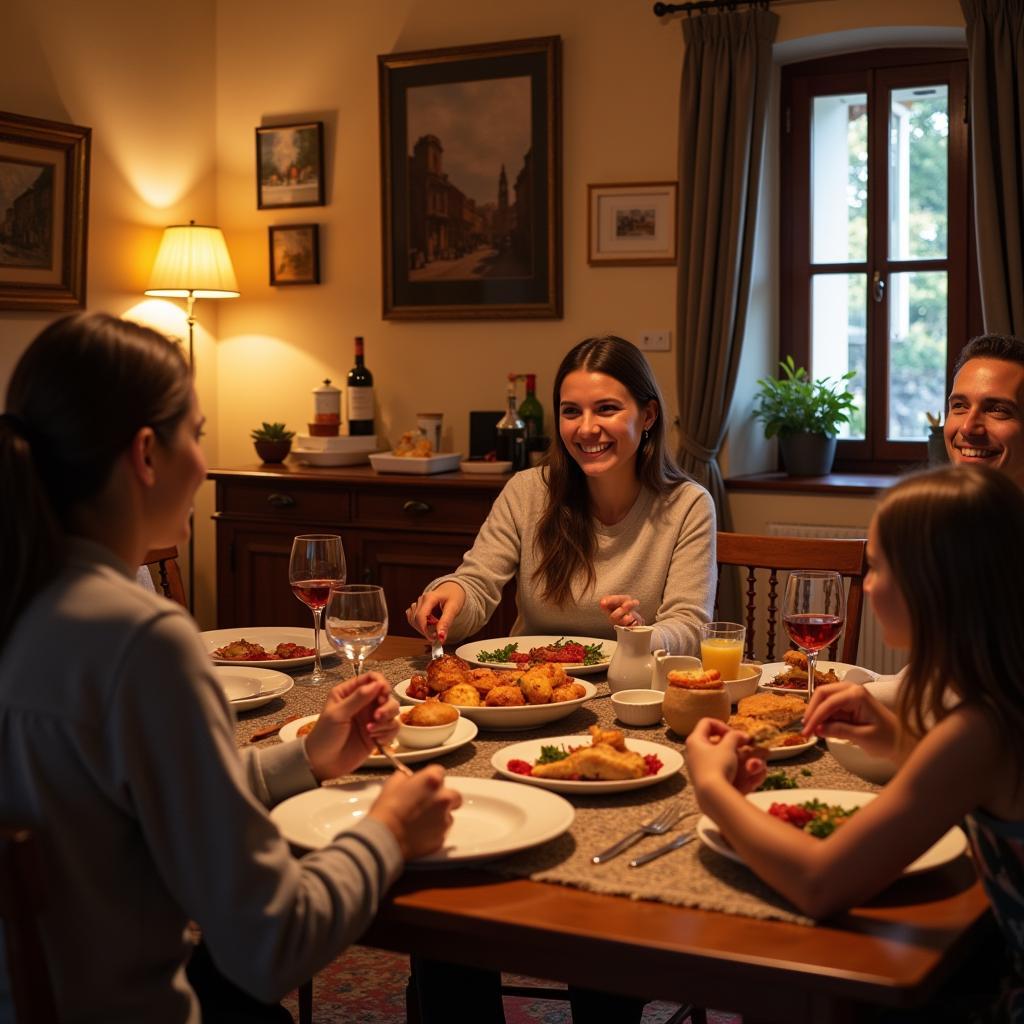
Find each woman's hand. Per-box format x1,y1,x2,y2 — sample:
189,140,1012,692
368,765,462,860
406,582,466,644
802,682,900,758
304,672,399,781
599,593,645,628
685,718,767,796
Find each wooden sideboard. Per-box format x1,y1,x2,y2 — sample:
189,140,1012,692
208,464,517,639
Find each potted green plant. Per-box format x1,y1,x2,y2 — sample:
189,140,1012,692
251,422,295,464
753,356,856,476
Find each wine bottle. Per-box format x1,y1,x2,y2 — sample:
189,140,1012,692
517,373,543,439
495,383,526,467
347,336,374,436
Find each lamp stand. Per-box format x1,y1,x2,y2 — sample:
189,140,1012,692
184,291,197,612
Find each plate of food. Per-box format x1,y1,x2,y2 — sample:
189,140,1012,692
697,789,968,875
492,727,683,794
279,713,479,765
727,691,817,761
368,452,463,475
213,666,293,711
759,651,876,695
395,655,597,731
456,635,615,676
199,627,333,669
271,776,575,863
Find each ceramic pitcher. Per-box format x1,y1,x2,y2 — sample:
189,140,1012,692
651,650,703,693
606,625,655,694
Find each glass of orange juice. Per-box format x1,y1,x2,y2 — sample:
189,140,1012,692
699,621,745,680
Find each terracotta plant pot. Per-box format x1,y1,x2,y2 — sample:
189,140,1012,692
254,439,291,464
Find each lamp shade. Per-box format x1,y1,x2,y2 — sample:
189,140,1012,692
145,222,239,299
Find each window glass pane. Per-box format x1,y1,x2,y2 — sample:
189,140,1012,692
811,273,866,440
888,270,947,440
889,86,948,260
812,93,868,264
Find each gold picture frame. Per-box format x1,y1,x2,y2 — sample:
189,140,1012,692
587,181,678,266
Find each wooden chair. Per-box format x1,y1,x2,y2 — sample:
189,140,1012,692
1,825,59,1024
715,531,868,664
143,546,187,607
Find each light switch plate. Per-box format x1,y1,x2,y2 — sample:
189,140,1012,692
638,330,671,352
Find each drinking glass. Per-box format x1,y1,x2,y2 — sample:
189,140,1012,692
782,570,846,697
288,534,346,685
325,585,389,678
699,621,746,680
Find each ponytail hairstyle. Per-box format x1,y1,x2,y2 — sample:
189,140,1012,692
1,313,191,644
534,335,687,605
873,465,1024,777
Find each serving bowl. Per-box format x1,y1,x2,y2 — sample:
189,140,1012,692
397,706,461,749
722,663,762,704
826,736,897,785
610,689,664,727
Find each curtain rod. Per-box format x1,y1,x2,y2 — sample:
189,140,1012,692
654,0,818,15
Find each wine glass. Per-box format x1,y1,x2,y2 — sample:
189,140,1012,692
782,570,846,698
325,584,389,679
289,534,346,685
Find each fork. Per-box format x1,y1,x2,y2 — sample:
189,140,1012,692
591,803,685,864
375,741,414,777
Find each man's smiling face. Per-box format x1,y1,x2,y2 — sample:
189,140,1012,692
944,357,1024,487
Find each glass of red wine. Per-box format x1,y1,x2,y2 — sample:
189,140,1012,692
782,570,846,698
289,534,346,685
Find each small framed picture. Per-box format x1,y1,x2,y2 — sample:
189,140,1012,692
269,224,320,285
587,182,678,266
256,121,324,209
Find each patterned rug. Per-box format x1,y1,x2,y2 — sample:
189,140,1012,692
282,944,741,1023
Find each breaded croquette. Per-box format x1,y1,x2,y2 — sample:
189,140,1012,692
401,698,459,726
426,654,471,693
550,682,586,702
440,682,483,706
485,685,526,707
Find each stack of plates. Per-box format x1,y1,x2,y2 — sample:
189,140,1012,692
290,435,381,467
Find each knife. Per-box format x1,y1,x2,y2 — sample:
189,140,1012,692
249,715,300,742
628,830,696,867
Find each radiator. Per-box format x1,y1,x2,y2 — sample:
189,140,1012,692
764,522,902,675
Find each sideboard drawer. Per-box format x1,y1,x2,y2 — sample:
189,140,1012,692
354,488,496,528
218,480,352,522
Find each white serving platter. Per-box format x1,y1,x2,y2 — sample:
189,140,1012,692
369,452,463,475
455,635,615,676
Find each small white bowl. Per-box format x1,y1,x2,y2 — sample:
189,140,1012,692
722,663,762,704
610,689,665,727
397,707,461,749
826,737,897,785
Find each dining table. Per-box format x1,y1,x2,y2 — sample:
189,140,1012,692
232,634,995,1024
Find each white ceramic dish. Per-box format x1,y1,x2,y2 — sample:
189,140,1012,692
369,452,462,475
271,776,574,862
697,789,967,875
394,678,597,731
200,627,334,669
294,435,380,452
460,460,514,475
764,735,818,761
279,714,479,765
491,735,683,794
723,663,762,704
289,449,378,467
397,707,461,749
455,635,615,676
826,737,898,784
213,666,294,710
610,689,664,727
758,661,877,696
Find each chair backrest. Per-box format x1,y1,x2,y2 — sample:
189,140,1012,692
0,825,59,1024
715,531,868,664
143,546,186,608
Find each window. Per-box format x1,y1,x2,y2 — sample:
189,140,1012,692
780,50,979,470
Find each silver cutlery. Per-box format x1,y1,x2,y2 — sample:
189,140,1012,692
375,741,414,776
430,635,444,661
591,804,685,864
628,829,696,867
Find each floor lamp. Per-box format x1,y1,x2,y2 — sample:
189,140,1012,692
145,221,239,612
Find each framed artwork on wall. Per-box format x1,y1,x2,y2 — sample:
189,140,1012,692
269,224,320,285
0,110,90,311
587,182,678,266
379,35,562,320
256,121,325,209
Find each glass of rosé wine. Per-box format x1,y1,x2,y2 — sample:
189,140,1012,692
288,534,346,685
782,570,846,698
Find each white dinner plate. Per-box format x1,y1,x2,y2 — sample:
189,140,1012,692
758,661,876,696
697,788,967,875
764,735,818,761
200,627,334,669
491,735,683,794
271,776,574,862
213,666,294,711
280,714,479,765
394,678,597,731
455,635,616,676
289,449,379,467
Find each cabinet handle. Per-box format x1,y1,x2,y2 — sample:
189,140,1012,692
402,500,432,515
267,493,296,508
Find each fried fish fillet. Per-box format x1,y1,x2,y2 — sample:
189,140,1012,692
530,725,645,780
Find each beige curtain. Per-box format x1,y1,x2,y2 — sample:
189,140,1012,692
675,7,778,528
961,0,1024,334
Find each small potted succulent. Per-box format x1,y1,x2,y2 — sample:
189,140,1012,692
251,422,295,464
753,356,856,476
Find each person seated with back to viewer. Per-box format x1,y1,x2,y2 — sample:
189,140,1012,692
866,331,1024,708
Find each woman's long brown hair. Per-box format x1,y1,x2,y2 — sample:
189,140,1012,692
534,335,687,605
0,313,192,645
875,466,1024,778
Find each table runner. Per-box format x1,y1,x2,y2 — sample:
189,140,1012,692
233,653,881,926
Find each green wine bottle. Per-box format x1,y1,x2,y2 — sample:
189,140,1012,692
517,373,543,439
